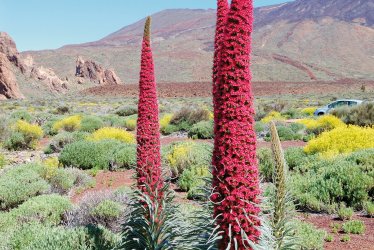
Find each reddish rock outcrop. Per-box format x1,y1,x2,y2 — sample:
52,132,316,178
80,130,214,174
30,66,68,93
75,57,122,85
0,32,26,73
0,53,24,100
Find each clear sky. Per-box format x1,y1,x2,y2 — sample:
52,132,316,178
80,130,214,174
0,0,291,51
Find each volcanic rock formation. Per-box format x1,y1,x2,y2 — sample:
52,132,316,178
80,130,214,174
75,57,122,85
0,53,24,100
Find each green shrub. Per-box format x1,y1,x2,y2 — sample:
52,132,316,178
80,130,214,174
178,166,211,199
59,140,135,170
102,115,126,128
290,159,372,211
162,141,212,178
330,222,341,234
79,115,104,133
337,204,354,220
255,121,266,133
112,144,137,169
0,164,50,209
331,102,374,127
170,107,210,130
293,220,326,250
325,234,334,242
54,105,70,114
340,235,350,242
0,153,6,169
188,120,213,139
11,194,72,225
91,200,122,219
257,148,273,182
5,120,44,150
342,220,365,234
10,110,32,122
115,105,138,117
4,132,26,150
364,202,374,217
284,147,307,171
161,124,179,135
45,131,89,154
124,114,137,131
9,223,119,250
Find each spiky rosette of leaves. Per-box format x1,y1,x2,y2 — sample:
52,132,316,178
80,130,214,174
269,121,297,250
136,16,163,198
118,183,218,250
211,0,261,248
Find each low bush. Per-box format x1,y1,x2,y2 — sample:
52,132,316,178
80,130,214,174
178,165,211,199
79,115,104,133
0,153,6,169
115,105,137,117
342,220,365,234
364,202,374,217
340,235,350,242
293,220,326,250
297,115,344,135
54,105,70,114
11,194,72,225
301,107,317,116
255,121,266,133
188,120,213,139
304,125,374,158
261,111,286,123
123,115,137,131
10,110,32,122
257,148,273,182
5,120,44,150
45,131,89,154
331,102,374,127
160,113,173,133
64,190,128,233
162,141,212,179
89,127,135,144
290,159,372,211
284,147,309,171
59,140,135,170
0,164,50,209
170,107,210,131
325,234,334,242
52,115,82,132
337,204,354,220
90,200,122,220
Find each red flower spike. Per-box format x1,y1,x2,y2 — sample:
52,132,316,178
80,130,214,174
136,17,163,200
212,0,261,249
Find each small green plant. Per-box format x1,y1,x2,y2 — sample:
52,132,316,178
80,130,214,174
294,220,326,250
337,203,354,220
340,235,350,242
79,115,104,133
0,153,6,169
364,201,374,217
330,222,341,234
188,120,213,139
90,200,122,219
342,220,365,234
325,234,334,242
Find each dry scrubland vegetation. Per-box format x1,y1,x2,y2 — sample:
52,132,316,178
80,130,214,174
0,92,373,249
1,0,374,249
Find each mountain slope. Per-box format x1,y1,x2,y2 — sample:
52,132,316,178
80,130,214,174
23,0,374,83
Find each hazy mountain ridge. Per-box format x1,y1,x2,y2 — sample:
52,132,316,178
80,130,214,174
23,0,374,83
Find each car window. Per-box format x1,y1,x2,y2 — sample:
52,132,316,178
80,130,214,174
348,101,358,106
328,102,337,108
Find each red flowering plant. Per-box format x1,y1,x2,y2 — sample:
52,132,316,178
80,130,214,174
211,0,261,248
136,16,163,200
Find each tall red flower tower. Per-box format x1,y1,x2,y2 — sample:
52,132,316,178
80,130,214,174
212,0,261,248
136,17,163,198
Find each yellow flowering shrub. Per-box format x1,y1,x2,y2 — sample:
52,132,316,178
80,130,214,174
298,115,345,134
89,127,135,143
160,114,173,129
261,111,286,123
301,107,318,116
41,157,60,179
14,120,44,140
53,115,82,132
305,125,374,158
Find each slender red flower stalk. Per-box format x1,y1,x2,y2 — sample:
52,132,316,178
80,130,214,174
136,17,163,198
211,0,261,248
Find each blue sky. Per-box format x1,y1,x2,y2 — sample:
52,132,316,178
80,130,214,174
0,0,291,51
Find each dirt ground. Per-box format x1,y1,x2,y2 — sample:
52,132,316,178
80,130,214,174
81,80,374,98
